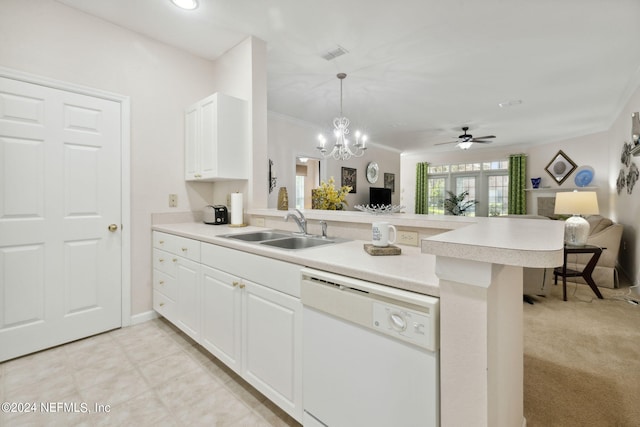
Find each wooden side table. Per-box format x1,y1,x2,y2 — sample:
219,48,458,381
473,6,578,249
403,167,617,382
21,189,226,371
554,245,604,301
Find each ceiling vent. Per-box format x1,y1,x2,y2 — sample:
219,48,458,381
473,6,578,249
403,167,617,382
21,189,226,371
322,46,349,61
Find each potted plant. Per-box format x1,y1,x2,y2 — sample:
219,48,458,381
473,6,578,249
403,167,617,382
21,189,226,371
444,190,478,216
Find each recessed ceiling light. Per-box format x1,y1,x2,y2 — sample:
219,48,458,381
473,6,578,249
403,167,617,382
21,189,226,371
498,99,523,108
171,0,198,10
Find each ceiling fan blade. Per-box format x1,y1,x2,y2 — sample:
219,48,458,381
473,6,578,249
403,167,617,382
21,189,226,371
472,140,494,144
434,141,458,146
471,135,496,140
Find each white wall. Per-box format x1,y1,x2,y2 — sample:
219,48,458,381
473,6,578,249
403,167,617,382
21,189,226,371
606,84,640,285
268,112,402,209
0,0,265,315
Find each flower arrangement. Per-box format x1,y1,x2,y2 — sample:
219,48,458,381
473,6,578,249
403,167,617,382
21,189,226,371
312,177,352,210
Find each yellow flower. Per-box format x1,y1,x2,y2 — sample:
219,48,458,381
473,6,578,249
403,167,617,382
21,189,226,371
312,177,351,210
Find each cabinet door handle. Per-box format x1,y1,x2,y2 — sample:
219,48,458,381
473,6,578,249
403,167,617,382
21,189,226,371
181,247,188,252
172,258,178,262
239,283,246,289
159,280,165,285
159,302,165,307
232,281,239,287
159,240,165,244
159,258,165,263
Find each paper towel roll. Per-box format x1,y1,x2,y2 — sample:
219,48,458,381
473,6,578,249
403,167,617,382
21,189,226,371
230,193,243,225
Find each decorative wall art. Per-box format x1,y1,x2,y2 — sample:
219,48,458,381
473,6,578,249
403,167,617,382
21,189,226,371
341,167,357,193
573,165,594,187
616,112,640,195
617,169,626,195
621,142,632,167
366,162,379,184
545,150,577,185
384,173,395,193
268,159,277,193
627,163,639,194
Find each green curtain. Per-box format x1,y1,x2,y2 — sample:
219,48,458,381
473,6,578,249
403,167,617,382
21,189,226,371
415,162,429,214
508,154,527,214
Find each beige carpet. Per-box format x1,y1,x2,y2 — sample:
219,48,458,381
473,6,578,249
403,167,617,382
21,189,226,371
523,281,640,427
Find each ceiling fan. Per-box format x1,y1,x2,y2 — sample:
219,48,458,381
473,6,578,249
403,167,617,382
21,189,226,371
436,126,496,150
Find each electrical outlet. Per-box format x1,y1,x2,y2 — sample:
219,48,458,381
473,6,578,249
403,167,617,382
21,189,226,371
397,230,419,246
254,217,266,227
169,194,178,208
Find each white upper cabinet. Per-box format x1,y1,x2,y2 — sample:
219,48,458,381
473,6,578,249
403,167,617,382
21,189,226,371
185,93,249,181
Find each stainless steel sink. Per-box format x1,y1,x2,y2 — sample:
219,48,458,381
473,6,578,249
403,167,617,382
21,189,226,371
224,231,290,242
259,236,335,250
222,230,342,250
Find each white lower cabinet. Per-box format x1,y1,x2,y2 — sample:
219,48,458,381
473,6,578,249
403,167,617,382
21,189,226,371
242,278,302,419
200,266,242,372
200,265,302,420
153,232,303,422
153,232,201,342
175,257,200,341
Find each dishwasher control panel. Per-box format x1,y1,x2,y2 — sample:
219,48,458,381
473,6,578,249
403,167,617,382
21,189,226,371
372,301,436,351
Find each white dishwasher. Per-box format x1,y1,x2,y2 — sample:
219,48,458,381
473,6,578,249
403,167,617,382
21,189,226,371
301,268,439,427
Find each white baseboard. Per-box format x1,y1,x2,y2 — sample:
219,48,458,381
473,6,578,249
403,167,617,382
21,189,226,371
130,310,158,325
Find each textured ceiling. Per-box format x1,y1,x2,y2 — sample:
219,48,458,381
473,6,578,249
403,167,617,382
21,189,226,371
57,0,640,154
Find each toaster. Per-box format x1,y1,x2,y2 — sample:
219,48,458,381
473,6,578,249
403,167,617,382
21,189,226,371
203,205,228,225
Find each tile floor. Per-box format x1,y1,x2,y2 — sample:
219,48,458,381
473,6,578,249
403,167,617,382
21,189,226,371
0,318,301,427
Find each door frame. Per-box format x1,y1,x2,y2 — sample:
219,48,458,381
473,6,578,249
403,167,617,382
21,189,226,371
0,66,132,327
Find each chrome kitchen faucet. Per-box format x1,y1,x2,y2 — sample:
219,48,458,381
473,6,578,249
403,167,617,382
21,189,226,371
285,209,308,235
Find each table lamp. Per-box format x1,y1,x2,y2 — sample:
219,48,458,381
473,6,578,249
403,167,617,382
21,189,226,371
554,190,599,246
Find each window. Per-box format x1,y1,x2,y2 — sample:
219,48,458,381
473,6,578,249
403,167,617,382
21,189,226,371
427,177,446,215
455,176,477,217
295,175,305,209
426,160,508,217
487,175,509,216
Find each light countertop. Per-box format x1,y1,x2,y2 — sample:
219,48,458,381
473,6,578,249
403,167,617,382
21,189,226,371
152,215,565,298
422,217,565,268
152,222,440,296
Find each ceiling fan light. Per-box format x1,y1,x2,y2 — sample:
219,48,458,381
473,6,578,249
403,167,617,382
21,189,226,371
458,141,473,150
171,0,198,10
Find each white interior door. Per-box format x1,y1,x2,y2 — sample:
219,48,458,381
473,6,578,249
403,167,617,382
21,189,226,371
0,76,122,362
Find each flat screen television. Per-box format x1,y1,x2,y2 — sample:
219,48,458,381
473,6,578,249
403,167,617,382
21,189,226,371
369,187,392,206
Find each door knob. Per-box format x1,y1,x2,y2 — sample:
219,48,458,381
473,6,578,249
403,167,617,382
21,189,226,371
108,224,118,232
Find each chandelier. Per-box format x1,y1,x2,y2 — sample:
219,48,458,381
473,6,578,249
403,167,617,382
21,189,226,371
316,73,367,160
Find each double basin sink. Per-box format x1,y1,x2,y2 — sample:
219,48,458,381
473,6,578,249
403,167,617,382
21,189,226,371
222,230,341,250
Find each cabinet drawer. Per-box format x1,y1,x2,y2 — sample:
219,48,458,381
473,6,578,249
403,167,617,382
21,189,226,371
153,232,200,262
153,248,177,276
174,235,200,262
153,269,178,301
153,290,176,321
154,232,179,253
201,243,302,297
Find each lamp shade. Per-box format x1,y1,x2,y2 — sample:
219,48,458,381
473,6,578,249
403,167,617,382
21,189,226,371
554,191,599,215
554,191,599,246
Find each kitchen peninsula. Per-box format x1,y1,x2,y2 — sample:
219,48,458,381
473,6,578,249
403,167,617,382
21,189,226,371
152,211,564,427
